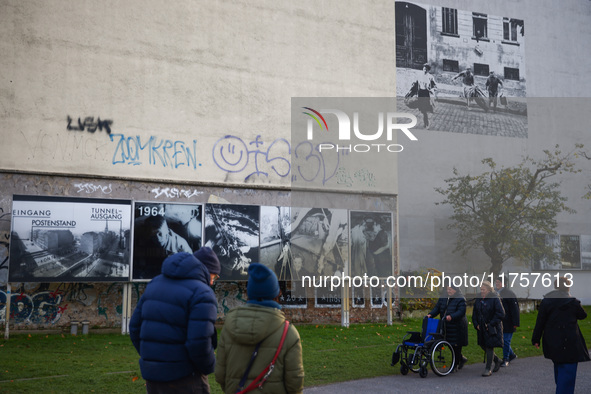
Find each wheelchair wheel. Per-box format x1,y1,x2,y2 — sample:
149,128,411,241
419,365,428,378
429,340,455,376
400,364,409,375
400,346,421,373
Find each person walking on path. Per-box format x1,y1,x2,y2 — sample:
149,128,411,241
532,276,590,394
130,248,221,393
486,71,504,112
472,280,505,377
495,275,520,367
215,263,304,394
427,285,469,370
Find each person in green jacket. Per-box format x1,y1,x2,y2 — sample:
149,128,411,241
215,263,304,394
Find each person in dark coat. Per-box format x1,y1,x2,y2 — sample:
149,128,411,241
472,280,505,377
427,285,469,370
532,276,590,394
130,248,221,393
495,275,520,367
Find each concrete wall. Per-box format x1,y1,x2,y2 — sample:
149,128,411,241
0,0,397,193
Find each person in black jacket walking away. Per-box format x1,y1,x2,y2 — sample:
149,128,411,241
472,280,505,377
495,275,520,367
427,285,469,370
532,276,590,394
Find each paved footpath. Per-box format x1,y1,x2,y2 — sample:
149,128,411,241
304,354,591,394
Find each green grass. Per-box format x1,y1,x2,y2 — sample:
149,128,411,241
1,307,590,393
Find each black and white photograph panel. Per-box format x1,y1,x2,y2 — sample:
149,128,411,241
531,234,582,271
289,207,348,277
395,1,527,137
350,211,394,278
581,235,591,270
259,206,294,281
132,202,203,280
204,204,260,281
9,195,131,282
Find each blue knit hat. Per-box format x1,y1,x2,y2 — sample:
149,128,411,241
194,247,221,275
247,263,280,300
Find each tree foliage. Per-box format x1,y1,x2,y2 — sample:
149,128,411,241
435,145,582,277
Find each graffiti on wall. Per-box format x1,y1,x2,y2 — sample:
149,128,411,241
211,135,377,187
110,133,199,169
0,283,123,325
0,208,11,284
67,116,113,134
214,282,247,315
0,289,65,324
212,135,291,182
73,182,113,194
150,187,204,199
20,130,111,162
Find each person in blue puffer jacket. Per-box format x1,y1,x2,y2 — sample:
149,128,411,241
130,248,221,393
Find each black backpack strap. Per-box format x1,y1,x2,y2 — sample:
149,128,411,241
236,341,263,393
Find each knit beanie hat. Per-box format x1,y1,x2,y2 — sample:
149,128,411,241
194,247,221,275
247,263,280,301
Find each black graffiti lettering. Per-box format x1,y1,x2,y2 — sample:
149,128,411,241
67,116,113,134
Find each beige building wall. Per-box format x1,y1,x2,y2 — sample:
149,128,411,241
0,0,398,193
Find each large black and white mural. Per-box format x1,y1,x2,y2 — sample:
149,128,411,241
395,1,527,137
9,195,131,282
204,204,260,280
132,202,203,280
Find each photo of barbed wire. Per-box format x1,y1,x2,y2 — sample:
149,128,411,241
204,204,260,280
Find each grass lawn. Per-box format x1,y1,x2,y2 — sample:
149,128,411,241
1,307,590,393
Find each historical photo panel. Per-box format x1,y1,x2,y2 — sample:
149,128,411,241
532,234,582,271
9,195,132,282
395,1,527,136
132,202,203,280
289,207,349,279
350,211,394,278
204,204,260,281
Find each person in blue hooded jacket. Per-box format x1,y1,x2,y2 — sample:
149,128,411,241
130,247,221,393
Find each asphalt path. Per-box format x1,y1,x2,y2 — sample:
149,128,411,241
304,354,591,393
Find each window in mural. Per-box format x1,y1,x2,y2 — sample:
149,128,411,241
473,63,490,77
505,67,520,81
503,18,524,42
442,59,459,72
473,12,488,40
442,7,458,35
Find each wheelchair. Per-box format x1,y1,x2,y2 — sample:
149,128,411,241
391,317,455,378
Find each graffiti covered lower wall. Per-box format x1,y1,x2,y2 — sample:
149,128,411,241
0,282,125,329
